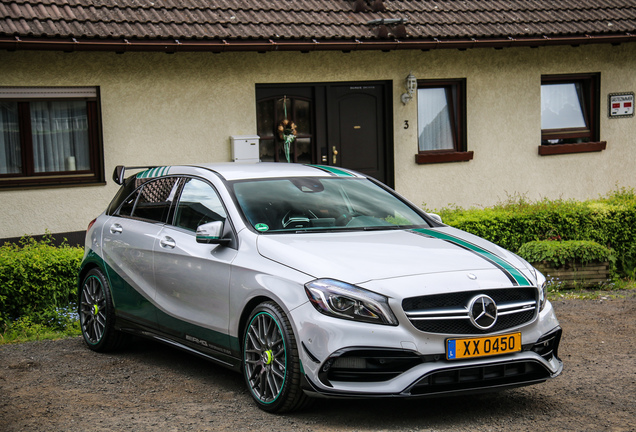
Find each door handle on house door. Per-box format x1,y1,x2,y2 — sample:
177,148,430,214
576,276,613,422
332,146,338,164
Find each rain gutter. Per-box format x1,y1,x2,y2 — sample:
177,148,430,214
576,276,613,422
1,33,634,53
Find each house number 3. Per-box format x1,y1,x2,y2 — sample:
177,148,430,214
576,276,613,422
404,120,409,129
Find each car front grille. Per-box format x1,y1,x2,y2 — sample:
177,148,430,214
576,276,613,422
402,288,538,335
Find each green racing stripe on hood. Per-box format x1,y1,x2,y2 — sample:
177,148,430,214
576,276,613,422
412,228,532,286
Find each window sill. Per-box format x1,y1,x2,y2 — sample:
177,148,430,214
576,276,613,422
415,151,474,165
0,179,106,191
538,141,606,156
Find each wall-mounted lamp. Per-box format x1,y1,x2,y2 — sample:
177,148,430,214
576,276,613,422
401,72,417,104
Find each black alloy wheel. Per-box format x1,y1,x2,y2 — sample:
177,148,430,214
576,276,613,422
79,268,128,352
243,301,309,413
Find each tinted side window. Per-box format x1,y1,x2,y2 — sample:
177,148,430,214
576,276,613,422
175,178,227,231
117,187,140,217
106,178,138,215
116,177,179,223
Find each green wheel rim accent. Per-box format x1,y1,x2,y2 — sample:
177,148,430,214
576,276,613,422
79,275,107,345
244,312,287,404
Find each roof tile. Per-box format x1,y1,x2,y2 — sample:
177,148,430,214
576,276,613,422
1,1,635,43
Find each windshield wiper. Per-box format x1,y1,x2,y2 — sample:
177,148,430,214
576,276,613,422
362,225,404,231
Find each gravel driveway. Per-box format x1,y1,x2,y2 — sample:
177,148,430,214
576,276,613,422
1,291,634,432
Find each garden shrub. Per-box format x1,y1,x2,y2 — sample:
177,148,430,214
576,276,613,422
617,241,636,280
0,236,84,324
517,240,613,268
432,187,636,278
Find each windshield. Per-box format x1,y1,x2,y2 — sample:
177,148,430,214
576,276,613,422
232,177,431,233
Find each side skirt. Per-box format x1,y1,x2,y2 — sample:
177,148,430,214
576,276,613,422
115,316,243,372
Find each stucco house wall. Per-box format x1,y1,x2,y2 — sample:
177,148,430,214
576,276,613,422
0,42,634,238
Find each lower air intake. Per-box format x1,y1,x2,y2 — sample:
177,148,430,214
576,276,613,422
408,360,550,395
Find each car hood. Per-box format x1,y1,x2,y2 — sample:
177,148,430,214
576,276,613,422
256,227,535,287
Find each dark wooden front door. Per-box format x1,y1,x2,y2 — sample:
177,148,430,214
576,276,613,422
255,82,393,186
326,84,388,183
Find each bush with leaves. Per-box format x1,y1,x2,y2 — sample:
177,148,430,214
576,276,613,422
0,235,83,325
431,187,636,277
517,240,613,268
617,241,636,280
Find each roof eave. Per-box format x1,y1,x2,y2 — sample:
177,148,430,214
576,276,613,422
1,33,635,53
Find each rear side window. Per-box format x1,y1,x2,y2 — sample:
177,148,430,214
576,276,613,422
115,177,179,223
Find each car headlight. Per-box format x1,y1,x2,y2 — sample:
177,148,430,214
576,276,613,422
304,279,398,326
512,253,547,311
537,271,548,312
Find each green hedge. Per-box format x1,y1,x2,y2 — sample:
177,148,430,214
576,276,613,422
433,187,636,277
517,240,612,268
0,236,83,324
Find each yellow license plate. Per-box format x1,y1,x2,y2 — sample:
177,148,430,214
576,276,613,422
446,333,521,360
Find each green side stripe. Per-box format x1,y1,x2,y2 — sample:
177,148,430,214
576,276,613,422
307,165,354,177
412,228,531,286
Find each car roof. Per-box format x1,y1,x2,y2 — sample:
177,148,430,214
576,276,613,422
125,163,363,182
121,163,366,185
199,162,364,181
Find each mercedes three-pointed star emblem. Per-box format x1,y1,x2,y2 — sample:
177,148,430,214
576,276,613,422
468,295,498,330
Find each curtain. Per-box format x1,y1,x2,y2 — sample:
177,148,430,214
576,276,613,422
30,101,90,173
0,101,21,174
417,87,454,151
541,83,586,130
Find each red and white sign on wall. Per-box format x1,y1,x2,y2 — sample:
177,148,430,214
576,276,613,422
609,92,634,118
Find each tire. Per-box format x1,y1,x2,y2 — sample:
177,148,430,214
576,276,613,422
242,301,309,413
79,268,129,352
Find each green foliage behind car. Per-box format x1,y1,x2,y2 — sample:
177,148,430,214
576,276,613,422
517,240,613,268
431,187,636,278
0,236,83,342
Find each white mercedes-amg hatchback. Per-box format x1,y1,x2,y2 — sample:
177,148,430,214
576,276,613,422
78,163,562,412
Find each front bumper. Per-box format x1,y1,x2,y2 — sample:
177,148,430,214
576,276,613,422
291,301,563,398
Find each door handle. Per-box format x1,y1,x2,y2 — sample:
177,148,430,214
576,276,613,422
332,146,338,164
160,236,176,249
109,223,123,234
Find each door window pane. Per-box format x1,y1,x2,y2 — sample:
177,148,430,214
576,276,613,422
0,101,21,174
294,99,311,135
259,138,276,162
118,177,178,222
30,101,91,173
175,178,226,232
296,137,312,164
541,83,586,130
256,95,314,163
257,100,274,138
417,87,454,151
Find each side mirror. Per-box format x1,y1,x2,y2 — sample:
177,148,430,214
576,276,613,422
196,221,231,245
428,213,443,224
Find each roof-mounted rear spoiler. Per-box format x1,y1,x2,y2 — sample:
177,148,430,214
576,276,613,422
112,165,157,185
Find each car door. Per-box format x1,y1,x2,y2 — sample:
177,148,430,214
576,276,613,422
101,176,179,327
152,177,237,353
